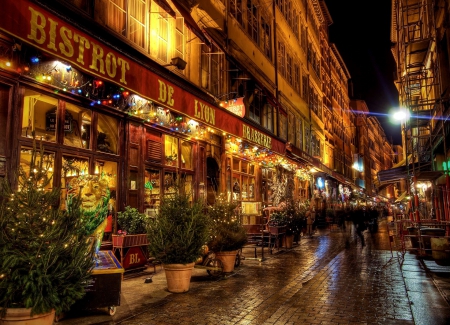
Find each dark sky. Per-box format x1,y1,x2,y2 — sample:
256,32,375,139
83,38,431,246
325,0,401,145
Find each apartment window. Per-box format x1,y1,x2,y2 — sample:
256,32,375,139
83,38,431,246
278,42,286,77
201,43,223,96
157,13,169,62
260,17,271,59
302,75,308,101
249,91,262,124
293,10,299,39
311,135,321,157
288,112,295,144
287,54,293,84
175,17,185,59
247,0,258,43
230,0,243,25
129,0,146,48
294,64,300,93
95,0,147,49
262,104,273,132
296,119,303,149
301,25,307,52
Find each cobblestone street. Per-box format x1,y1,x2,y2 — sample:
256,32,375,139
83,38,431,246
59,219,450,325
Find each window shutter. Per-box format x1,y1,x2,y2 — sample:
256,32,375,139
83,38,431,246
147,140,162,163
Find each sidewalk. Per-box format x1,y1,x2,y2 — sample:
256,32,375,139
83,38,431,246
57,221,450,325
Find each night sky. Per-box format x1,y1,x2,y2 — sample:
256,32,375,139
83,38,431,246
325,0,401,145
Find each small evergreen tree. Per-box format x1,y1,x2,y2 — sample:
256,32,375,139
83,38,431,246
208,195,248,252
0,140,95,316
147,186,210,264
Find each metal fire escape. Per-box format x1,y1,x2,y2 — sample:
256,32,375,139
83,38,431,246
395,0,443,220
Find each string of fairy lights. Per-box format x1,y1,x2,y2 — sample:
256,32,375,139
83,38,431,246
0,45,314,180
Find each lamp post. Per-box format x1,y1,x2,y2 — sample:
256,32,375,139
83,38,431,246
392,108,415,222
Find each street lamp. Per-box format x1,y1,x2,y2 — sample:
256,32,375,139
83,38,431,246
392,107,414,222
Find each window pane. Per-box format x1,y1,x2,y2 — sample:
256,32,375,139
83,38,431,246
95,0,126,36
181,141,193,169
158,14,168,62
232,158,240,171
64,103,91,149
129,0,146,48
20,147,55,192
21,89,57,142
145,169,160,210
95,159,117,209
164,135,178,166
61,155,89,209
97,113,118,154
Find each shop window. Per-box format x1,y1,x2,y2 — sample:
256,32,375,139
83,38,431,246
164,171,177,194
97,113,118,154
20,147,55,192
181,141,193,170
144,169,160,215
231,157,255,202
61,155,89,208
164,135,178,166
64,103,91,149
21,88,57,142
262,167,275,204
95,160,117,209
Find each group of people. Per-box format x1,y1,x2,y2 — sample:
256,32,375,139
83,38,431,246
304,206,381,246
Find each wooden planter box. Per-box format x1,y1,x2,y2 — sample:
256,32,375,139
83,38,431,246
112,234,149,248
269,226,286,235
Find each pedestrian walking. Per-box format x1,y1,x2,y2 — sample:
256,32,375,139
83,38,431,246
306,208,315,237
352,209,366,247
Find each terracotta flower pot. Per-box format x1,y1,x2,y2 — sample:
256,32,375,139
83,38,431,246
284,234,294,249
0,308,55,325
215,250,237,273
163,262,195,293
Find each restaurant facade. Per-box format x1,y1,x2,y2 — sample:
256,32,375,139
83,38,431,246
0,0,343,237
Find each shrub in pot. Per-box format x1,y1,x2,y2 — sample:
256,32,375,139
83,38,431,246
0,141,95,323
207,196,247,273
147,187,210,292
113,206,149,248
117,206,148,235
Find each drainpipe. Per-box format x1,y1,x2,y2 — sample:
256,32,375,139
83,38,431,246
272,0,279,136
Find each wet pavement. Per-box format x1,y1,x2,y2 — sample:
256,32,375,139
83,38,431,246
58,218,450,325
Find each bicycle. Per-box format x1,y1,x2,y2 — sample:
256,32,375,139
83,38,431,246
194,250,224,277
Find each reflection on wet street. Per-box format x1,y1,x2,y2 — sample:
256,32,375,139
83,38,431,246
59,219,450,325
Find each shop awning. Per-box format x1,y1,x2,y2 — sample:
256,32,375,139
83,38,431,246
377,163,443,186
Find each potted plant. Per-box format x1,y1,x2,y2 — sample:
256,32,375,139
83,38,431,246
207,195,248,273
113,206,149,248
147,187,210,293
0,141,95,324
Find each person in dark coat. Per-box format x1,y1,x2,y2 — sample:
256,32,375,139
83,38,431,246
351,209,366,247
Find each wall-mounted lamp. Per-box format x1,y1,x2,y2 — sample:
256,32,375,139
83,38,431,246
163,57,187,70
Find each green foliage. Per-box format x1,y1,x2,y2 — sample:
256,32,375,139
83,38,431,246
0,140,95,317
147,188,210,265
207,195,247,252
117,206,148,235
269,200,307,235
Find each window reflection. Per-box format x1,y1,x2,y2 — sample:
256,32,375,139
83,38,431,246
21,88,57,142
181,141,193,169
64,103,91,149
20,147,55,192
164,135,178,166
97,113,118,154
